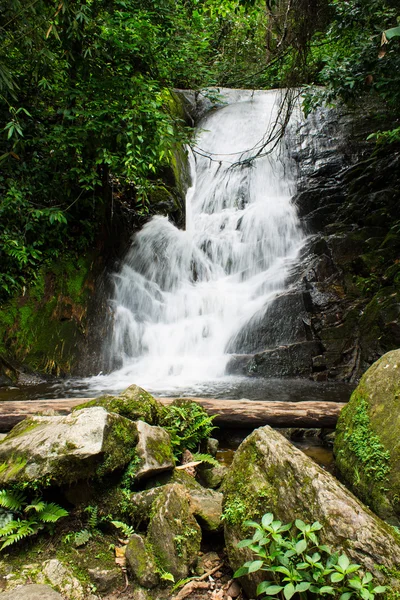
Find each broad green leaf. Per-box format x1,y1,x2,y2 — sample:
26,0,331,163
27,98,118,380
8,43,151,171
264,585,284,595
248,560,264,574
257,581,275,595
296,582,311,592
373,586,387,594
338,554,350,571
331,572,344,583
284,583,295,600
233,566,249,578
339,593,353,600
385,25,400,40
262,513,274,528
236,539,253,548
295,539,307,554
320,586,335,594
295,519,306,531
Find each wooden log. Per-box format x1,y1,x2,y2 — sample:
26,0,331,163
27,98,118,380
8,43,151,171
0,397,346,432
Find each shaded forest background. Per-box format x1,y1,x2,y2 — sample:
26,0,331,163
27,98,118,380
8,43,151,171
0,0,399,302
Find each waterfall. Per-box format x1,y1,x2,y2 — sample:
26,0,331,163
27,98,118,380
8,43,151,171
90,89,305,395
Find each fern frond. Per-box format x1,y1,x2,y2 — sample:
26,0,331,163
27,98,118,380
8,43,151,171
37,503,68,523
85,505,98,530
0,519,22,536
111,520,135,537
73,529,92,547
191,452,219,467
0,489,25,511
25,500,46,513
0,519,38,550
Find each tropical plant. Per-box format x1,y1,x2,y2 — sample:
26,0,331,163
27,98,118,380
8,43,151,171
0,489,68,550
159,400,217,459
234,513,387,599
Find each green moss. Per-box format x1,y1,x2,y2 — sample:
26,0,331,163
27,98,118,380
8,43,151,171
96,416,138,478
344,396,390,483
0,257,93,375
75,386,162,426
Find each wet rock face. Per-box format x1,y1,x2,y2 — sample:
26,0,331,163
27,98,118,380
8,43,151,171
222,425,400,598
230,104,400,382
335,349,400,523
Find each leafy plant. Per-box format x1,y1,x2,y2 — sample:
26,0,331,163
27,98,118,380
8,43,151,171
111,520,135,538
191,452,219,467
0,489,68,550
159,400,217,459
234,513,386,599
64,504,99,548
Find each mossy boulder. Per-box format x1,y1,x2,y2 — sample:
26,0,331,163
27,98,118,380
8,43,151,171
0,407,138,486
147,483,201,580
75,385,162,426
0,584,64,600
125,534,160,588
335,349,400,523
223,426,400,597
135,420,174,480
172,470,223,531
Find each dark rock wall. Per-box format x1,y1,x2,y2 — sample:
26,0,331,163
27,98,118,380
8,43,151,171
228,102,400,382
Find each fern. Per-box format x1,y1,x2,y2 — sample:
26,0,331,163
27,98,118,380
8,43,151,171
0,489,68,550
85,505,98,530
0,490,25,512
73,529,92,547
111,520,135,538
160,401,217,459
37,503,68,523
191,452,219,467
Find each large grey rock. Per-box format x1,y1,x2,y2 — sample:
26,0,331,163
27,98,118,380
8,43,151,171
0,407,138,485
87,567,122,594
335,349,400,523
125,534,160,588
223,425,400,597
173,470,223,531
147,483,201,580
0,585,63,600
135,420,174,480
38,560,91,600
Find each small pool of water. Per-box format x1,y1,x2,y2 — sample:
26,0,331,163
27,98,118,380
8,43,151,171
0,376,354,403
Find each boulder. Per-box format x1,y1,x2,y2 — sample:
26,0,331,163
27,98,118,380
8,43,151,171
223,425,400,597
73,385,162,425
147,483,201,580
0,407,138,485
335,349,400,523
197,463,227,489
135,420,174,480
87,568,122,594
173,470,223,531
125,534,160,588
38,560,89,600
0,584,63,600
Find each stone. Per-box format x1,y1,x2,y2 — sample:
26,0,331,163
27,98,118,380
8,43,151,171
39,560,87,600
147,483,201,580
227,341,323,378
173,470,223,531
335,349,400,523
197,463,227,489
125,534,160,588
74,385,162,425
87,567,122,593
226,291,311,354
0,584,63,600
0,407,138,485
226,580,241,598
135,420,175,480
223,425,400,597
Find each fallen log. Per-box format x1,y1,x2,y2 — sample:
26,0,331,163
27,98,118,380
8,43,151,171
0,397,346,432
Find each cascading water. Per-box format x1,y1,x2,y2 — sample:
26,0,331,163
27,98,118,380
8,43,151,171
89,89,305,396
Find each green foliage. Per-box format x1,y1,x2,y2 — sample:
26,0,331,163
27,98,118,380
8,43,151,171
343,399,390,483
234,513,387,599
110,520,135,538
191,452,219,467
159,400,217,459
0,489,68,550
304,0,400,116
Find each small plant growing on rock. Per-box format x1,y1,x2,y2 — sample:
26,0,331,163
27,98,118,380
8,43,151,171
0,489,68,550
234,513,386,599
159,400,217,459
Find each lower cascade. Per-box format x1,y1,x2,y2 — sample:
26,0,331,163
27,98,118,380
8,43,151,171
95,90,305,395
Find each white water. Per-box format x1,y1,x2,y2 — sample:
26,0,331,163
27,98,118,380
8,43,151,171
88,89,305,395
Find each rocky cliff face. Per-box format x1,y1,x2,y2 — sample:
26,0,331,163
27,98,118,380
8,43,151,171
228,101,400,382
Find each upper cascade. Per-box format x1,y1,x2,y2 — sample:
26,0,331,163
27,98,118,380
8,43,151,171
93,89,304,394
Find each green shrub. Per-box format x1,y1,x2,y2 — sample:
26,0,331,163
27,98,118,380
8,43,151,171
234,513,386,599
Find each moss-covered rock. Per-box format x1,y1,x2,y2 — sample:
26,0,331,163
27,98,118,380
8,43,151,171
135,420,175,480
75,385,163,426
147,483,201,580
223,425,400,597
172,470,223,532
125,534,160,588
335,349,400,523
0,407,138,486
